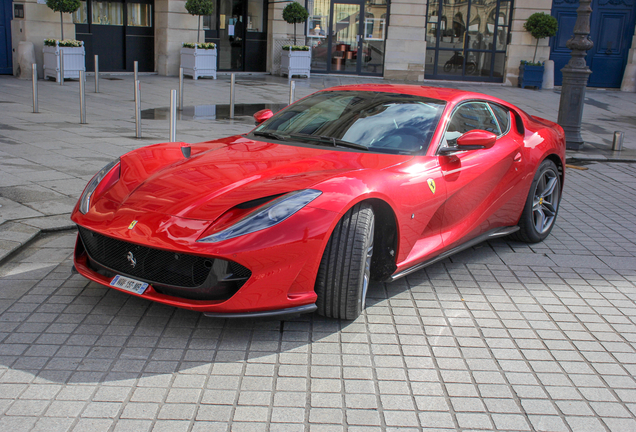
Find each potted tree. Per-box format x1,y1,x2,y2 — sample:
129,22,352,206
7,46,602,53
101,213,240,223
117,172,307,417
280,2,310,78
43,0,85,82
180,0,217,79
519,12,558,89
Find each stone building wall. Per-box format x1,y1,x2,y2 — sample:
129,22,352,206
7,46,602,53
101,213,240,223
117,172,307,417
383,0,427,81
10,0,76,78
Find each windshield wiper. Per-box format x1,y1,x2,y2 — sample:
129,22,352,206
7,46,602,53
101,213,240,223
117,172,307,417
253,131,288,141
289,133,368,151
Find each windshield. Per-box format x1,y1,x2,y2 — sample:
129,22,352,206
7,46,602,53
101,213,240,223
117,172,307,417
252,91,446,154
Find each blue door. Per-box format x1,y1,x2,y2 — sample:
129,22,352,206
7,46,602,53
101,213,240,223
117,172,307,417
0,0,12,74
551,0,636,88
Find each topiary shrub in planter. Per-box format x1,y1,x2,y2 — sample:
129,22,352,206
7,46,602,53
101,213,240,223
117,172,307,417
180,42,217,80
519,60,545,89
519,13,558,89
42,38,85,82
46,0,80,40
281,3,310,78
185,0,214,44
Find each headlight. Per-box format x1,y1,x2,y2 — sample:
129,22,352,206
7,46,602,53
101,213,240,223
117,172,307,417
79,159,120,214
198,189,322,243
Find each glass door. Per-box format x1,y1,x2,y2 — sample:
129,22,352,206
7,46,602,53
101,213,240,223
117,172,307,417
425,0,511,82
331,2,361,73
219,0,244,71
308,0,386,76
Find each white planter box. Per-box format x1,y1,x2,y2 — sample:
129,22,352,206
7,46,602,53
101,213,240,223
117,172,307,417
180,47,217,80
43,42,86,82
280,49,311,78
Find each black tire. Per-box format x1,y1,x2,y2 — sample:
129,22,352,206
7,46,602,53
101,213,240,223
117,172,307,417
466,62,477,75
511,159,561,243
443,62,453,73
315,203,375,320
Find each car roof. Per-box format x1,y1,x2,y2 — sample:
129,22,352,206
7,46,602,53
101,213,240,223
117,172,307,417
320,84,507,106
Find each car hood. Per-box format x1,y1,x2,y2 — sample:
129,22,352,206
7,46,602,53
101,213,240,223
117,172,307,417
108,136,410,221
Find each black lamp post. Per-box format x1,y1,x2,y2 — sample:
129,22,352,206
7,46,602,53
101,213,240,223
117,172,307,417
557,0,594,150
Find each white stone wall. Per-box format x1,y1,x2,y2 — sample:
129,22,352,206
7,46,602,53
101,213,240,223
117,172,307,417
156,0,204,76
383,0,427,81
503,0,554,87
10,1,76,78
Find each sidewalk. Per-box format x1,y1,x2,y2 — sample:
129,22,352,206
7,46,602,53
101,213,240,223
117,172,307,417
0,73,635,261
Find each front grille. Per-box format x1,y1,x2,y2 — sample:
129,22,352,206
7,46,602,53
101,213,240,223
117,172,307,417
78,227,250,294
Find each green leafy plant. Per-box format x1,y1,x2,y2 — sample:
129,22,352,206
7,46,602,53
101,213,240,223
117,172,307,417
182,42,216,49
524,12,558,63
46,0,81,40
44,38,82,47
185,0,215,43
282,45,309,51
282,2,309,46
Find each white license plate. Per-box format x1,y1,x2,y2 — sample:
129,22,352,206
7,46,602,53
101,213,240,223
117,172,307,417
110,275,149,295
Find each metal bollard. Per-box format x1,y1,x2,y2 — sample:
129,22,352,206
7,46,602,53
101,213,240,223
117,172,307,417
289,80,296,105
179,67,184,111
134,61,138,84
612,131,624,151
32,64,38,113
59,51,64,86
79,70,86,124
170,89,177,142
229,73,235,119
94,55,99,93
134,80,141,138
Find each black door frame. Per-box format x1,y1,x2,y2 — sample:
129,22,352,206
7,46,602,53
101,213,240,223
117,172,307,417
75,0,155,72
310,0,387,76
204,0,268,72
425,0,512,82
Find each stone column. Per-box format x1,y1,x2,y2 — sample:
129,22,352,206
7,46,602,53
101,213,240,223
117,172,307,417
156,0,202,76
383,0,427,81
10,0,76,78
266,2,295,74
620,24,636,92
503,0,553,87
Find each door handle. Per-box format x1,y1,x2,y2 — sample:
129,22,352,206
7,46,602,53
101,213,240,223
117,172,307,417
514,152,522,162
605,41,613,55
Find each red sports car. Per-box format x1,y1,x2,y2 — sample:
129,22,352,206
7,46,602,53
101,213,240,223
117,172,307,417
71,84,565,320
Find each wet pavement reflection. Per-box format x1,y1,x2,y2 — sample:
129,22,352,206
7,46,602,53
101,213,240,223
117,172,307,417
141,103,289,120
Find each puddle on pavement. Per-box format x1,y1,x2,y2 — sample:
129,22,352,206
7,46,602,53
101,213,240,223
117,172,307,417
141,103,288,121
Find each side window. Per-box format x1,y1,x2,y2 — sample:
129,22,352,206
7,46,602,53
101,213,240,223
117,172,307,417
489,104,510,136
444,102,500,144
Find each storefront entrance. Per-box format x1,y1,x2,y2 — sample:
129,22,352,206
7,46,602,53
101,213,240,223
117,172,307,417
307,0,387,76
203,0,267,72
425,0,511,82
74,0,154,72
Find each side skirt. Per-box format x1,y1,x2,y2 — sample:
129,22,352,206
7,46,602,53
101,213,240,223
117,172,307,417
389,226,519,282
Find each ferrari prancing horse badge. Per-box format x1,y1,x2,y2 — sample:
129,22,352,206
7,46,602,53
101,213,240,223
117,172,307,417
427,178,436,194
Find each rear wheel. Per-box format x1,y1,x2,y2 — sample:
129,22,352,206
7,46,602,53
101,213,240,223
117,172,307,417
315,203,374,320
512,159,561,243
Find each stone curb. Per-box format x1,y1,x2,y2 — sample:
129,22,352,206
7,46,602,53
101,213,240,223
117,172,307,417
0,216,76,267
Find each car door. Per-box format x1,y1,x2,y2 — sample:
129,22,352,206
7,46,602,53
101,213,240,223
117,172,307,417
437,101,524,249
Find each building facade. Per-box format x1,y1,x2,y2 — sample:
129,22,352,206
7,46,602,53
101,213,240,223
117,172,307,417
5,0,636,89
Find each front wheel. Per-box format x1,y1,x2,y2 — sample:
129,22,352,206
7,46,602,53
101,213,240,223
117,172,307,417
512,159,561,243
315,203,375,320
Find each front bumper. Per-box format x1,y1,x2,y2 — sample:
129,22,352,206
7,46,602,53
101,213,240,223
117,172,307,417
71,205,337,315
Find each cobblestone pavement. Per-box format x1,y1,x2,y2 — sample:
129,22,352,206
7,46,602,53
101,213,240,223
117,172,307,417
0,160,634,431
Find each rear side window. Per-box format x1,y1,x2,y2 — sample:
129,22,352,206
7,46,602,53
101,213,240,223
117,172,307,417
489,104,510,135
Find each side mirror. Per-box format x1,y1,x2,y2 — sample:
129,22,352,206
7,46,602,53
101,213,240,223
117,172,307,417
456,129,497,150
254,109,273,125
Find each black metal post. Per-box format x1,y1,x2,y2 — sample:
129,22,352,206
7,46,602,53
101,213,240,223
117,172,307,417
557,0,594,150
